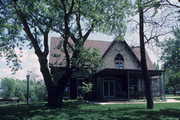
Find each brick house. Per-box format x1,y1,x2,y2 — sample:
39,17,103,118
49,37,164,101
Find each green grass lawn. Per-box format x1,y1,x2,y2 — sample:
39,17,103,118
0,101,180,120
165,94,180,98
165,94,180,101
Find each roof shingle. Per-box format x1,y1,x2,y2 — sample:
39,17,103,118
49,37,155,70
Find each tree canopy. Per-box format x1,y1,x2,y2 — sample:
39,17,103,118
0,77,47,100
0,0,131,107
160,28,180,95
161,28,180,71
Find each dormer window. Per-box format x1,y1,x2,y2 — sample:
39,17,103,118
114,53,124,69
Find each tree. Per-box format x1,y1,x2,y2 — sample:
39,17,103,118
0,0,22,73
161,28,180,95
166,71,180,95
0,77,47,101
153,63,160,70
0,0,130,107
0,78,16,99
130,0,179,109
137,0,159,109
14,80,26,100
161,28,180,71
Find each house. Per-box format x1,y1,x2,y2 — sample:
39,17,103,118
49,37,164,101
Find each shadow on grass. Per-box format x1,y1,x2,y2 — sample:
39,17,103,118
0,101,180,120
0,103,54,120
0,101,90,120
133,108,180,120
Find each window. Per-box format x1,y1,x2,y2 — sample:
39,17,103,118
114,53,124,69
103,78,115,97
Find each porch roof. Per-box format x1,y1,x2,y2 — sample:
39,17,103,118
95,68,164,77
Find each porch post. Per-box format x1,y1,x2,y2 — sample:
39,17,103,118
159,73,164,99
161,73,165,99
127,71,129,100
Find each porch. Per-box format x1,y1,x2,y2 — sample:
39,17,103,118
94,68,163,101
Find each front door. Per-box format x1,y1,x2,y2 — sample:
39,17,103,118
103,79,115,97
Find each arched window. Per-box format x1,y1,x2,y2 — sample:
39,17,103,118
114,53,124,69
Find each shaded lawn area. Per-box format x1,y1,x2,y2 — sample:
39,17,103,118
0,101,180,120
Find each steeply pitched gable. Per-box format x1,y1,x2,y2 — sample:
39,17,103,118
100,40,141,70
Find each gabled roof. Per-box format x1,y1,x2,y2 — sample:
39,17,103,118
83,40,111,57
49,37,155,70
101,40,142,68
49,37,112,66
131,47,155,70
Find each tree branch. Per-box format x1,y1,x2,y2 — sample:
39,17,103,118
61,0,67,14
76,13,83,39
144,31,172,44
83,24,94,43
67,0,74,16
37,26,50,56
162,0,180,8
38,26,45,33
43,30,49,56
70,33,77,45
67,40,75,51
127,18,139,25
16,10,42,56
63,38,71,68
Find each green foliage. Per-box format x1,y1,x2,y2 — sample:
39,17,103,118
0,77,47,101
0,0,131,67
161,28,180,71
0,0,131,105
29,80,47,101
166,70,180,94
167,71,180,87
51,0,130,37
0,0,24,73
15,80,26,100
71,47,103,73
161,28,180,93
152,63,160,70
81,82,93,94
0,78,16,99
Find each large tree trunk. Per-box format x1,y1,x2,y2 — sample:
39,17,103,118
139,1,154,109
57,69,73,104
38,56,73,108
17,6,73,108
38,56,57,107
